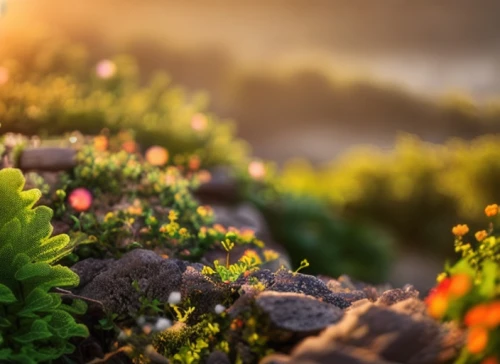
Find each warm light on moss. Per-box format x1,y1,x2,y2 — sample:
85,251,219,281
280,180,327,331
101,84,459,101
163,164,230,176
146,146,169,166
68,188,93,212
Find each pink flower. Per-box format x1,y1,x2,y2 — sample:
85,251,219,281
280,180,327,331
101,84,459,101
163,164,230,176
191,113,208,132
0,67,9,85
68,188,93,212
95,60,117,79
248,160,266,180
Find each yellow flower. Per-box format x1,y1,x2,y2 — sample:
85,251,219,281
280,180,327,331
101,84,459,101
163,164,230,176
436,272,447,283
452,224,469,237
475,230,488,242
264,249,279,262
485,204,499,217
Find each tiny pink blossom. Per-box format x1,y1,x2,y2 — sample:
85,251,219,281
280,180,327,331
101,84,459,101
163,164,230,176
248,160,266,180
96,60,117,79
68,188,93,212
191,113,208,132
0,67,9,85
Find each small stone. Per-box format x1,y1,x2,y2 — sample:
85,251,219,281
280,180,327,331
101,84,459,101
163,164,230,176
255,291,344,333
376,286,419,306
268,269,350,309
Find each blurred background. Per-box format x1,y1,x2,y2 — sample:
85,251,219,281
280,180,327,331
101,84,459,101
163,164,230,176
2,0,500,292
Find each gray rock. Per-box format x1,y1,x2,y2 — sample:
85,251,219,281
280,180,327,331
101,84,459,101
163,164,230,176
255,291,344,333
268,269,350,309
71,257,114,288
261,344,398,364
266,300,462,364
376,286,419,306
206,351,231,364
75,249,186,315
180,266,232,321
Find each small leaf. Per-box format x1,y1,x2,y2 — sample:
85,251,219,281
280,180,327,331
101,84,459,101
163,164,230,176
0,283,17,303
479,260,497,297
60,299,88,315
0,317,12,328
13,319,53,343
15,262,52,281
18,289,59,317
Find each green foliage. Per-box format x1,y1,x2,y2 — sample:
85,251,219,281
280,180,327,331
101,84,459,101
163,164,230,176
0,168,88,363
153,318,226,364
31,142,263,262
273,135,500,257
248,191,393,283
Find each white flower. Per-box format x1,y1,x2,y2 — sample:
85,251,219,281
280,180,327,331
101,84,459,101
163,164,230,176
136,315,146,326
168,291,182,305
214,304,226,314
154,318,172,331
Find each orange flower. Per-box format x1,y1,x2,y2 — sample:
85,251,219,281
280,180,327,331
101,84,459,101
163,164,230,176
93,135,108,152
189,156,201,171
448,274,472,298
482,357,499,364
145,146,169,166
475,230,489,242
427,293,448,319
122,140,137,153
465,304,490,327
197,170,211,184
485,204,499,217
484,301,500,328
452,224,469,237
467,326,489,354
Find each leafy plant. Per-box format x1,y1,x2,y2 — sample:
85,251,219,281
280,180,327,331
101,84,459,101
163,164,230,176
0,168,88,363
202,248,277,283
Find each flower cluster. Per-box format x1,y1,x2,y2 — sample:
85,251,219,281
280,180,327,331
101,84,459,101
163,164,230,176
426,204,500,363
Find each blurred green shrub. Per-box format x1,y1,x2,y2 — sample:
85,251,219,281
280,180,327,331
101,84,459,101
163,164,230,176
241,172,393,283
275,134,500,256
0,46,249,168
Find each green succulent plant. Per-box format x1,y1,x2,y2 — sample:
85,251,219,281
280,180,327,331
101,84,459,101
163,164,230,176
0,168,88,363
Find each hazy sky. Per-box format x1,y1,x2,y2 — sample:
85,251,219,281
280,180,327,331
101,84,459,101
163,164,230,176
3,0,500,97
